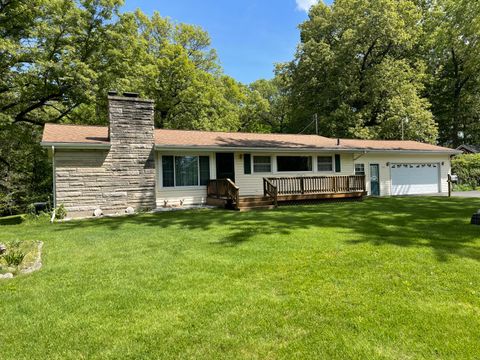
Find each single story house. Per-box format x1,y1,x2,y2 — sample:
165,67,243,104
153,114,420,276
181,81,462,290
456,144,480,154
41,93,460,216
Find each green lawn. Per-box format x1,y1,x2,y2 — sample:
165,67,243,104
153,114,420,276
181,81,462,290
1,197,480,359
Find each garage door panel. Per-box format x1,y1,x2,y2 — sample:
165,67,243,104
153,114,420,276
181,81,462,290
391,163,440,195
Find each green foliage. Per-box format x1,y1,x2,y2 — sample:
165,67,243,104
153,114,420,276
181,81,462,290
0,1,270,215
2,250,25,267
0,215,25,226
425,0,480,146
451,154,480,187
1,0,479,216
54,204,67,220
1,240,25,267
280,0,438,142
26,204,36,216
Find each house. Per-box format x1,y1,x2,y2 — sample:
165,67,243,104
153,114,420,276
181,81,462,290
40,93,460,216
456,144,480,154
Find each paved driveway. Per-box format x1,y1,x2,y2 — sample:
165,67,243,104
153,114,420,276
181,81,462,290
451,191,480,198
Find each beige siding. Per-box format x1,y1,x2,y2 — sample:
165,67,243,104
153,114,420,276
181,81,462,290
155,150,215,207
155,150,452,203
233,152,354,196
355,153,451,195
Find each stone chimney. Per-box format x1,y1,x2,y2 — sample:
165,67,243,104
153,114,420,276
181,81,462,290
106,92,156,211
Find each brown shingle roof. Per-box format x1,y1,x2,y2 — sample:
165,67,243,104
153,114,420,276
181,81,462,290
42,124,109,144
42,123,458,153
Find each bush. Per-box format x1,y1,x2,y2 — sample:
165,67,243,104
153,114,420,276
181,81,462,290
26,203,36,217
451,154,480,188
3,250,25,267
55,204,67,220
1,240,26,267
0,215,25,226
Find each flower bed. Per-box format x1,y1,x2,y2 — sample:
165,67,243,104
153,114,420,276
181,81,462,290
0,240,43,279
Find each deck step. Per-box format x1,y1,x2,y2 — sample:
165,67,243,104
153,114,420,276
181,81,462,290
237,199,273,206
238,205,276,211
238,195,270,201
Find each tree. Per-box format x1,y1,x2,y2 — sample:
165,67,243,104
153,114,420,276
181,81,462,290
425,0,480,146
247,77,291,133
0,1,270,214
281,0,438,142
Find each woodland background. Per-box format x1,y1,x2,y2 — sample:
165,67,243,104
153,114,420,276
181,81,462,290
1,0,479,214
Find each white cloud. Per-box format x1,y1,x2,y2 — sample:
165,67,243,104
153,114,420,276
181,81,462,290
296,0,318,12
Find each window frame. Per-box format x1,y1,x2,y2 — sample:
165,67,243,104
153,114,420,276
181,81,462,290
253,155,272,173
317,155,334,172
354,163,365,176
276,155,313,173
161,155,210,188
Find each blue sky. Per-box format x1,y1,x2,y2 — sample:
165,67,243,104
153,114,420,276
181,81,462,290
122,1,330,84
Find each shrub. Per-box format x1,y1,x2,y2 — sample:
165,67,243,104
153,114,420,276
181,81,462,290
1,240,26,267
26,203,36,216
55,204,67,220
0,215,25,226
451,154,480,188
3,250,25,267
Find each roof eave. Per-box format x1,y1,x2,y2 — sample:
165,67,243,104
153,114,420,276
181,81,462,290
40,141,111,150
154,144,460,154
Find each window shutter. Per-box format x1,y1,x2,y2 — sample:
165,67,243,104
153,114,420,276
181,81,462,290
199,156,210,185
244,154,251,174
335,154,341,173
162,156,174,187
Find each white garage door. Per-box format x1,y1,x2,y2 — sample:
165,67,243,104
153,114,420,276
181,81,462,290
391,163,440,195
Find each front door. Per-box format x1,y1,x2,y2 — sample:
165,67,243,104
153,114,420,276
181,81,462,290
216,153,235,182
370,164,380,196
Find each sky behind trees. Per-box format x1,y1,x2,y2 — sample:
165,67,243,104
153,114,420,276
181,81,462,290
123,0,331,83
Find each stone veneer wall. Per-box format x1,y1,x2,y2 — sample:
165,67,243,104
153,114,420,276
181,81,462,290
54,96,156,216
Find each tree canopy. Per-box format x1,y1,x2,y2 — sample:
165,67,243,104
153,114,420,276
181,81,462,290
1,0,479,214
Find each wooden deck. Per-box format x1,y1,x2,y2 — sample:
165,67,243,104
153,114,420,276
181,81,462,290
207,175,367,210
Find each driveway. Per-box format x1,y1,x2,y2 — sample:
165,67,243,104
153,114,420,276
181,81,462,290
451,191,480,198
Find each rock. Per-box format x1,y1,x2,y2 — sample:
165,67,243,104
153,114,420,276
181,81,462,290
93,208,103,217
125,206,135,214
0,244,6,255
0,273,13,279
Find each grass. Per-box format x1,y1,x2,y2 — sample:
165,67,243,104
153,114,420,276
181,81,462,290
1,197,480,359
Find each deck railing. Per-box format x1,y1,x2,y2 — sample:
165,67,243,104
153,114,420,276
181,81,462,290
263,178,278,207
264,175,366,196
207,178,240,209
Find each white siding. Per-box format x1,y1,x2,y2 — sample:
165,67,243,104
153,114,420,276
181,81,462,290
355,153,451,196
155,150,215,207
234,152,354,196
155,149,452,206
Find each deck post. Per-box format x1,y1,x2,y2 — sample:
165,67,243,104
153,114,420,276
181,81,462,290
300,177,305,194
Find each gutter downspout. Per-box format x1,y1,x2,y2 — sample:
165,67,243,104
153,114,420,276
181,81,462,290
51,145,56,208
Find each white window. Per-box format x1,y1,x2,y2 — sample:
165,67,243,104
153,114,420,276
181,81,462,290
253,156,272,173
354,163,365,175
317,156,333,171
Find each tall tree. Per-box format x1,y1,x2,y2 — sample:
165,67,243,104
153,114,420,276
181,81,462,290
281,0,438,142
425,0,480,146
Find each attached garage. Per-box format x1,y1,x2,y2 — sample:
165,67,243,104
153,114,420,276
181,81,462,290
390,163,440,195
